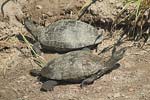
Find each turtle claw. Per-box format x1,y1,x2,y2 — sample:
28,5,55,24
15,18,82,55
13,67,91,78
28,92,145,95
40,86,54,92
80,82,87,89
41,80,58,91
80,78,95,88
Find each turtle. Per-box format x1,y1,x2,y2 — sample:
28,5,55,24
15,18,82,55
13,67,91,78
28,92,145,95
24,18,103,53
30,47,126,91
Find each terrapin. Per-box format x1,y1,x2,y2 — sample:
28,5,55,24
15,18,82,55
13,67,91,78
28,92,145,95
30,47,126,91
24,19,103,53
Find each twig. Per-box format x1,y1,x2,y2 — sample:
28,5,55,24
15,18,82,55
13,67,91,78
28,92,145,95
1,0,17,17
78,0,98,20
0,34,15,41
20,33,46,67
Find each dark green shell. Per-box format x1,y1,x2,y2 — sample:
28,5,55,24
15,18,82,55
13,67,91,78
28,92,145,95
40,50,103,81
25,19,103,52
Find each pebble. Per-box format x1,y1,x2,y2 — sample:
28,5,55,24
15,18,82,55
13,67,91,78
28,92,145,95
129,88,134,92
113,93,121,98
47,11,54,17
36,5,42,9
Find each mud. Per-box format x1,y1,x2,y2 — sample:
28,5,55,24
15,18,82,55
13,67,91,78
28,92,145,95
0,0,150,100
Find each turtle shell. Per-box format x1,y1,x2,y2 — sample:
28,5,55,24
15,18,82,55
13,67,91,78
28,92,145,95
38,19,103,52
40,50,103,82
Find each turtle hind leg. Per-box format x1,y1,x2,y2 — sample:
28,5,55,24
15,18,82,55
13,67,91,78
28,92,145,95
32,42,42,55
105,63,120,74
80,64,121,88
41,80,58,92
80,68,107,88
80,77,95,88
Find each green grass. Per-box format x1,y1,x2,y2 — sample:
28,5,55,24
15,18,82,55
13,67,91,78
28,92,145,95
113,0,150,43
79,0,149,42
20,33,46,67
124,0,148,21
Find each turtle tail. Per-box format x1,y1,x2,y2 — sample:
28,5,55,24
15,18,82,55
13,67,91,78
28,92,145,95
30,69,41,77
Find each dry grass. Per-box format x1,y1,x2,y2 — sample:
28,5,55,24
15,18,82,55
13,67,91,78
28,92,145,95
78,0,97,19
79,0,149,44
113,0,150,43
20,32,46,67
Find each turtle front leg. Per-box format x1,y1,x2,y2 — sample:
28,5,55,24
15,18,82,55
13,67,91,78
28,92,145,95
41,80,58,91
80,77,95,88
80,64,120,88
80,69,107,88
32,42,42,55
80,70,105,88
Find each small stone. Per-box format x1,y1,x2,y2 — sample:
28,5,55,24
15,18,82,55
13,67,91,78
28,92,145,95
19,75,26,80
23,95,28,99
129,88,134,92
125,96,129,99
113,93,121,98
107,93,113,99
116,3,123,9
109,0,116,4
36,5,42,9
47,11,54,17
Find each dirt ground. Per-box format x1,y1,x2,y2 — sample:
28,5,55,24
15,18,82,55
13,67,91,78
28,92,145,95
0,0,150,100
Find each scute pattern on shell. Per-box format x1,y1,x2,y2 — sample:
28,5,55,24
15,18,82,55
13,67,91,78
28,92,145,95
40,50,103,81
35,19,103,52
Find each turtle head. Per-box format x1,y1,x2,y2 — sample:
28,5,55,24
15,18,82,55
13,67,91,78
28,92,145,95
111,47,126,62
30,69,41,77
24,18,44,40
